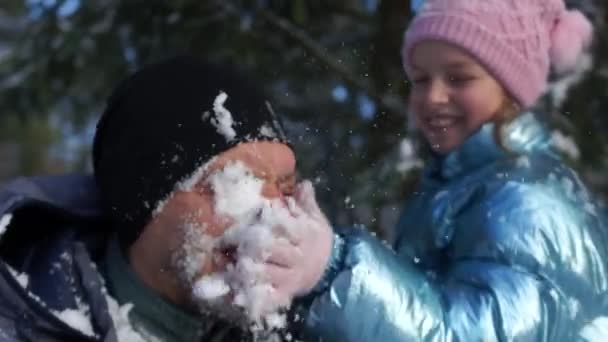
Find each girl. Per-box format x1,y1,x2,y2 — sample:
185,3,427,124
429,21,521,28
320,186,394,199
260,0,608,340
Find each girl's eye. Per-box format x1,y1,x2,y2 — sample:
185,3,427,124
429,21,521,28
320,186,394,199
448,75,474,85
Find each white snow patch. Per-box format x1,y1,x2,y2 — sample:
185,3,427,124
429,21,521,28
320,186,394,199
551,130,580,160
210,161,265,219
7,266,29,288
0,214,12,237
211,91,237,141
52,307,95,337
173,161,318,333
105,295,150,342
259,124,277,138
193,274,231,299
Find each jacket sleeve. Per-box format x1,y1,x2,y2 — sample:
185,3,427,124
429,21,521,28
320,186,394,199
301,181,604,341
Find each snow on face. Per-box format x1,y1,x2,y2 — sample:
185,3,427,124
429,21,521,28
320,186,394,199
173,160,304,332
172,221,215,286
208,160,265,219
211,91,237,141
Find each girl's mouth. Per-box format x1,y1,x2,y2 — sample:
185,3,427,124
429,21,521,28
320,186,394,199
427,116,457,129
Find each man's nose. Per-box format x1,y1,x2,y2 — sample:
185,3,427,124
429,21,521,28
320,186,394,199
262,182,282,199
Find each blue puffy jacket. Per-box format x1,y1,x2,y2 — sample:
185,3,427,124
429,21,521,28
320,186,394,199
303,112,608,341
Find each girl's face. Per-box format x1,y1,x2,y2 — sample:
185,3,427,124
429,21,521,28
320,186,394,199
408,41,507,154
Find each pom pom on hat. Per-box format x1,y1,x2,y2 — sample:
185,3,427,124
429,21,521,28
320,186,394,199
550,10,594,75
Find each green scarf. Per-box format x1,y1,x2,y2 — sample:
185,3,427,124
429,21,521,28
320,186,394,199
102,236,232,341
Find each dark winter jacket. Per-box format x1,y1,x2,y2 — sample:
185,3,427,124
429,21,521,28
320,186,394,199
303,112,608,341
0,174,117,341
0,175,245,341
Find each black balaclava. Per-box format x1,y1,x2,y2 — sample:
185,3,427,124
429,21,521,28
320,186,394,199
92,55,288,248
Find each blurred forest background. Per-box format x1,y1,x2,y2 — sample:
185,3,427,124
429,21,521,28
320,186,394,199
0,0,606,240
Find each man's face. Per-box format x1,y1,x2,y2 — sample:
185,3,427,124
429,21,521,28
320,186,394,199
203,141,297,201
163,141,297,315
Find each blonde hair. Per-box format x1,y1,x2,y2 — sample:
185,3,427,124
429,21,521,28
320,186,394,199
493,97,521,151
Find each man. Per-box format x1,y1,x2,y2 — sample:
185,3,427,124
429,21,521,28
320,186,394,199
0,56,323,341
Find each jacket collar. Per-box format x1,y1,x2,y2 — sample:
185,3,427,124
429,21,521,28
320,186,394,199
426,112,554,181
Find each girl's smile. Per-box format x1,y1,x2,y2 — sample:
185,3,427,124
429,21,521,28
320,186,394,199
408,40,507,154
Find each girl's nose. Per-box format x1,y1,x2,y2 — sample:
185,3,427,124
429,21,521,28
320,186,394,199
426,80,449,105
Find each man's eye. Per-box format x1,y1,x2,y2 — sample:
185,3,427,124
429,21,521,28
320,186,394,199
194,183,214,198
280,183,296,197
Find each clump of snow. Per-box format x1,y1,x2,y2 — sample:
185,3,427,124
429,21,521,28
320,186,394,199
259,124,277,138
105,295,149,342
551,130,580,160
193,274,231,299
209,161,265,218
52,307,95,337
214,199,304,322
172,160,315,333
211,91,237,141
0,214,12,237
7,266,29,288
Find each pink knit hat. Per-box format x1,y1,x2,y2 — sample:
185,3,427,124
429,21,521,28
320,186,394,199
402,0,593,108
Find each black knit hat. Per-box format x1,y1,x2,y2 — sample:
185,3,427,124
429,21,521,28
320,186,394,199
93,55,288,247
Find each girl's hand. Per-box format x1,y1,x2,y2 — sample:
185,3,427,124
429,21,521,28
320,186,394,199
261,180,334,301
